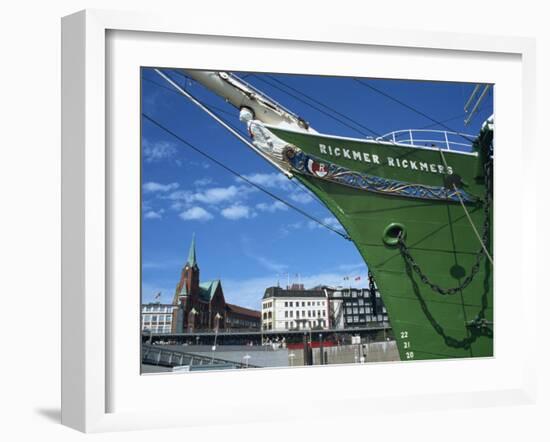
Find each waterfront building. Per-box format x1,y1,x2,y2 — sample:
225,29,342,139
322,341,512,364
322,285,389,328
261,284,330,331
171,234,261,332
141,303,177,333
225,304,261,329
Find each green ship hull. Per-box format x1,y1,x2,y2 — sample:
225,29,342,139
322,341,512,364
269,126,493,361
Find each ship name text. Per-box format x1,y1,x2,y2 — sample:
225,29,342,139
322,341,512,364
318,143,453,175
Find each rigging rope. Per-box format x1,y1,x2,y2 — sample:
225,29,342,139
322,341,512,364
142,112,351,240
146,72,326,208
353,79,477,145
154,69,292,177
437,149,494,265
141,76,245,128
257,74,384,139
418,105,490,130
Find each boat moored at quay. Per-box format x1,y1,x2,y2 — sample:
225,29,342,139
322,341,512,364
153,69,493,362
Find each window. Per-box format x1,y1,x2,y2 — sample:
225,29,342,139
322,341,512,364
290,311,293,318
322,310,326,316
302,302,305,307
285,302,288,307
152,315,157,322
290,302,293,307
285,311,288,318
358,299,364,306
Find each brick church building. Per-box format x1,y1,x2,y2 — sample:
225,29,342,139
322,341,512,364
172,235,260,332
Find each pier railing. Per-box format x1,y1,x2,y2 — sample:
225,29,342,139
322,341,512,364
142,344,259,369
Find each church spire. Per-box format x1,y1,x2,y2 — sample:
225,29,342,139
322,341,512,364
187,233,197,267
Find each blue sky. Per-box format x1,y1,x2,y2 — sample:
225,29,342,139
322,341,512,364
141,68,493,309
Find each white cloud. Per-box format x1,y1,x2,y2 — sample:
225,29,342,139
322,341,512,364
143,182,179,193
167,185,252,207
142,139,177,163
170,201,185,211
256,201,288,213
179,206,213,221
166,190,193,203
194,186,242,205
238,173,315,205
221,204,255,220
194,177,214,187
144,209,164,219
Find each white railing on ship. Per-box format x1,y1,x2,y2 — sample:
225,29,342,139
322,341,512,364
375,129,475,151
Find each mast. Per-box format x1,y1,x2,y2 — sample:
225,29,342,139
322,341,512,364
180,70,315,132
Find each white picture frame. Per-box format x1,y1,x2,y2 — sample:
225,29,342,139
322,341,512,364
61,9,538,433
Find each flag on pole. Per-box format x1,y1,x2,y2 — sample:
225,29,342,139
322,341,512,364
154,292,161,301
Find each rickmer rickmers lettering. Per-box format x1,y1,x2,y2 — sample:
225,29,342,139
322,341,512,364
318,143,455,175
177,69,494,362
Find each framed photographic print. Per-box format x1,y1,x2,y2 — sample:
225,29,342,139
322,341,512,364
61,8,538,433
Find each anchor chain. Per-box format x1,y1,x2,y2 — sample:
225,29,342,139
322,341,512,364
397,139,493,296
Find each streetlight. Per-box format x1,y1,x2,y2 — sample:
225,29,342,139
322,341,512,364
188,308,198,333
212,313,222,352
